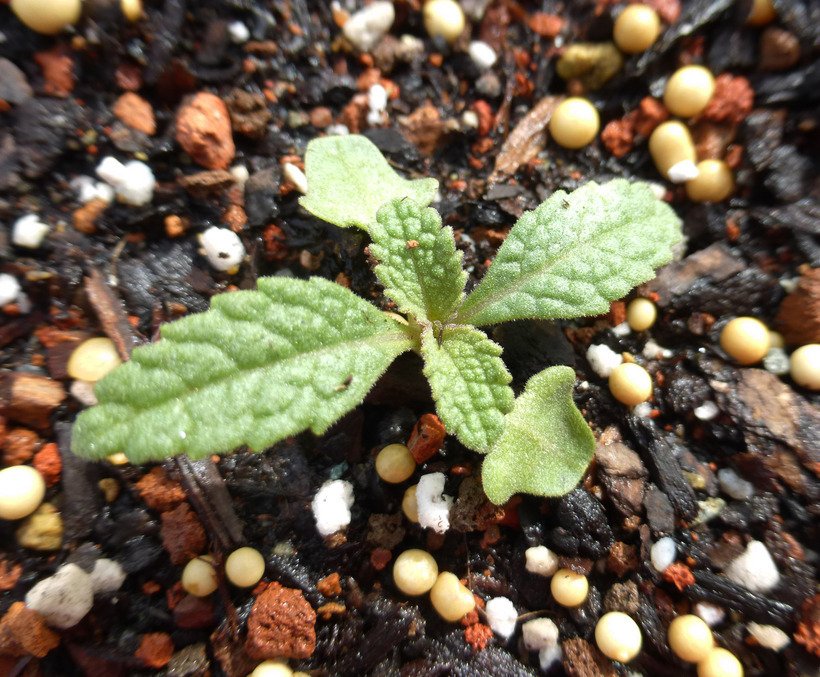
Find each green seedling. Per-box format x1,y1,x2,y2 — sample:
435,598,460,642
72,135,681,504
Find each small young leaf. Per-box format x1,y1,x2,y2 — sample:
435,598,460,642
481,366,595,505
370,198,467,322
299,135,439,231
71,277,413,464
455,179,682,326
421,325,514,453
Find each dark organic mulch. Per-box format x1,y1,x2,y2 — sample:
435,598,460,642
1,0,819,676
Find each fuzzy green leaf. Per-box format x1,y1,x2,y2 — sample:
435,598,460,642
299,135,439,231
421,325,513,453
71,277,413,464
370,198,467,322
482,366,595,504
455,179,682,326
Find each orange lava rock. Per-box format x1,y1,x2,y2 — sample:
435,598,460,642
473,100,494,137
370,547,392,571
175,93,236,170
0,558,22,591
702,74,754,125
776,268,820,346
72,197,108,235
33,443,61,487
3,427,40,465
262,224,289,261
115,62,143,91
0,602,60,658
245,581,317,660
607,541,639,577
465,622,494,651
795,594,820,658
317,572,342,597
135,632,174,668
528,13,564,38
402,104,445,156
113,92,156,135
34,46,75,98
136,467,187,512
310,106,333,128
316,602,346,620
662,562,695,591
633,96,669,138
223,203,247,232
602,118,634,157
160,502,206,565
342,92,369,134
407,413,447,464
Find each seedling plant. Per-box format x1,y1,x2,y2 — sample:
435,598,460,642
72,135,681,504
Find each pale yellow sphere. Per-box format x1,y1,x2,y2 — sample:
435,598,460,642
663,66,716,118
626,298,658,331
613,5,661,54
746,0,777,26
402,484,419,523
375,444,416,484
790,344,820,390
668,615,714,663
106,453,130,466
225,547,266,588
67,337,122,383
649,121,697,180
121,0,144,22
720,317,770,365
549,98,600,149
423,0,466,45
181,556,218,597
686,160,734,203
768,331,785,350
0,465,46,521
595,611,643,662
429,572,476,622
249,660,292,677
11,0,82,34
609,363,653,406
550,568,589,608
393,549,439,596
697,647,744,677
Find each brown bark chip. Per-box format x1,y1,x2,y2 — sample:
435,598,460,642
176,93,236,170
562,638,617,677
113,93,156,135
34,46,75,98
161,502,207,565
776,267,820,346
136,467,187,512
245,582,317,659
0,602,60,658
135,632,175,668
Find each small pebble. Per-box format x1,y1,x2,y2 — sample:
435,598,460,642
375,443,416,484
762,346,790,375
746,622,790,651
227,20,250,44
550,569,588,608
790,344,820,390
485,596,518,640
429,572,475,622
694,400,719,421
468,41,497,70
181,556,217,597
12,214,50,248
461,110,479,129
587,344,623,378
0,465,46,520
725,541,779,593
522,617,559,651
668,614,714,663
697,647,743,677
200,226,245,272
423,0,466,44
717,468,754,500
416,472,453,534
392,549,438,596
342,1,395,52
230,164,250,186
650,537,676,572
312,479,354,537
67,337,122,383
525,545,559,578
225,547,266,588
595,611,642,662
26,563,94,629
0,273,21,307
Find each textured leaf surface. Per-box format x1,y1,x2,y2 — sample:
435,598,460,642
370,198,467,322
482,366,595,504
456,180,682,326
421,325,513,453
71,277,412,463
299,135,438,231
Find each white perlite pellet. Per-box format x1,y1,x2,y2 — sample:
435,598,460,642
717,467,754,501
95,156,155,206
667,159,700,183
525,545,559,578
283,162,308,194
416,472,453,534
611,321,631,337
26,563,94,629
200,226,245,271
311,479,354,537
12,214,50,248
468,40,497,70
650,536,676,572
725,540,779,593
586,344,623,378
694,601,725,627
694,400,719,421
90,559,127,594
485,596,518,640
746,622,790,651
341,1,395,52
227,20,250,44
539,644,562,671
522,617,559,651
0,273,21,307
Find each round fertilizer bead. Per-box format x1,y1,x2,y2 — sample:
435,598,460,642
608,363,653,406
626,298,657,331
67,337,122,383
668,614,714,663
430,572,476,622
225,547,265,588
613,5,661,53
649,121,697,181
393,549,438,596
0,465,46,520
719,317,769,365
595,612,643,662
402,485,419,523
686,160,734,203
11,0,81,34
121,0,142,21
549,98,600,149
697,647,744,677
664,66,716,118
790,344,820,390
375,444,416,484
550,568,589,608
181,556,218,597
423,0,465,45
746,0,777,26
250,660,293,677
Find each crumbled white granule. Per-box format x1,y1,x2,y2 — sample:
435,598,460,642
747,622,790,651
667,160,699,183
312,479,354,537
650,537,676,572
717,467,755,501
0,273,21,307
96,157,155,206
200,227,245,271
227,20,250,43
341,0,395,52
611,321,631,337
694,400,719,421
725,540,779,593
90,559,127,594
522,617,559,651
485,596,518,640
642,339,672,359
539,644,562,671
633,401,654,418
12,214,50,248
26,564,94,629
283,162,308,194
468,40,497,70
416,472,453,534
586,344,623,378
525,545,559,578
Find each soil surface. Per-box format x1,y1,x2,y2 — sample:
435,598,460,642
1,0,819,676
